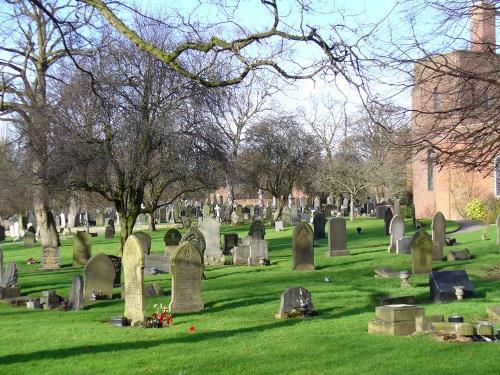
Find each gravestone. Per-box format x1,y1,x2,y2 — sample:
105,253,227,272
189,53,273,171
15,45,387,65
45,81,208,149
313,212,327,240
0,225,5,241
83,253,115,300
236,205,243,223
232,239,250,266
230,211,239,226
67,275,84,310
290,205,300,225
447,249,471,261
24,232,35,248
96,212,104,226
104,225,114,240
198,216,224,265
388,215,405,253
282,207,291,226
248,238,269,265
411,231,433,275
393,200,400,216
275,221,284,231
384,208,393,236
107,218,115,235
202,204,211,219
123,234,146,326
266,206,273,221
144,254,170,275
431,211,446,261
41,247,60,270
0,262,18,288
133,231,151,255
144,283,163,297
249,220,265,240
223,233,238,255
429,270,475,302
164,228,182,246
169,241,204,313
396,236,412,254
180,227,206,261
292,223,314,271
73,232,92,265
108,255,122,286
327,218,349,256
276,287,315,319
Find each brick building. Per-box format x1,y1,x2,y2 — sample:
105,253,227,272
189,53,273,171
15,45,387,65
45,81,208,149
412,1,500,219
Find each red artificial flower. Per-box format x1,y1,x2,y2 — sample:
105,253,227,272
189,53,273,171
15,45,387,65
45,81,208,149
188,325,196,333
165,314,173,326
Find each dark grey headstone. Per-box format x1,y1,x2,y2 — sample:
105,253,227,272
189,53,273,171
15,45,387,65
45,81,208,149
0,262,17,288
429,270,475,302
384,208,393,236
104,226,114,239
223,233,238,255
276,287,315,318
313,212,327,240
0,226,5,241
164,228,182,246
108,255,122,286
248,220,265,240
68,275,84,310
24,232,35,248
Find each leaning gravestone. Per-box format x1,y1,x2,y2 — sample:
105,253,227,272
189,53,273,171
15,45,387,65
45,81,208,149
0,225,5,241
431,211,446,261
24,232,35,248
327,218,349,256
276,286,315,319
133,231,151,255
198,216,224,265
292,222,314,271
67,275,84,311
169,241,204,313
388,215,405,253
429,270,475,302
313,212,327,240
83,253,115,300
123,234,146,326
41,247,60,270
249,220,265,240
384,208,393,236
411,231,433,275
180,227,206,262
73,231,92,265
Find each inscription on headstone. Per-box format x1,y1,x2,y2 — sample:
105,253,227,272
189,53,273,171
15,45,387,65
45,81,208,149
123,234,146,326
41,247,60,270
411,231,432,275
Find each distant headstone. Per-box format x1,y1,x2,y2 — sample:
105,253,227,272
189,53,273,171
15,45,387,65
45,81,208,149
396,236,412,254
384,208,393,236
266,206,273,221
169,241,204,313
0,226,5,241
276,287,315,319
96,212,104,226
327,218,349,256
41,247,60,270
388,215,405,253
133,231,151,255
292,223,314,271
0,262,18,288
275,221,284,231
104,225,114,239
73,232,92,265
108,255,122,286
223,233,238,255
182,218,192,229
144,254,170,275
393,200,400,216
431,211,446,261
234,236,269,266
68,275,84,310
447,249,471,261
24,232,35,248
164,228,182,246
231,211,239,225
249,220,265,240
83,253,114,300
199,216,224,265
107,218,115,235
313,212,327,240
429,270,475,302
282,207,291,226
232,240,250,266
144,283,163,297
123,234,146,326
411,231,432,275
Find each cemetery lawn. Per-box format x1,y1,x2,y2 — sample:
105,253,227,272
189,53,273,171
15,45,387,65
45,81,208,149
1,218,499,375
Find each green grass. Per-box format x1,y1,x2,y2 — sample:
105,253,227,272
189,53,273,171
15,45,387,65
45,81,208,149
0,218,499,374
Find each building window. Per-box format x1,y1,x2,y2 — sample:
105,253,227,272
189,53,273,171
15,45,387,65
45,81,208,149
433,87,440,112
495,156,500,197
428,149,434,191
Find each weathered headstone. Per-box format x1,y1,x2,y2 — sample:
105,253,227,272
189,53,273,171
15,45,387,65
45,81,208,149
429,270,475,302
144,253,170,275
266,206,273,221
384,208,393,236
0,262,18,288
199,216,224,265
431,211,446,261
169,241,204,313
73,231,92,266
275,287,315,319
164,228,182,246
313,212,327,240
388,215,405,253
133,231,151,255
108,255,122,286
144,283,163,297
411,231,433,275
275,221,284,231
223,233,238,255
292,223,314,271
123,234,146,326
396,236,412,254
232,240,250,266
24,232,35,248
249,220,265,240
230,211,239,226
447,249,471,261
67,275,84,310
247,238,268,265
107,218,115,235
83,253,115,300
282,207,291,226
96,212,104,226
180,227,206,261
327,218,349,256
104,225,114,240
41,247,60,270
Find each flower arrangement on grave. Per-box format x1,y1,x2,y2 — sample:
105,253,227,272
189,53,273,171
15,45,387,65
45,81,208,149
145,303,173,328
89,290,107,301
26,257,37,264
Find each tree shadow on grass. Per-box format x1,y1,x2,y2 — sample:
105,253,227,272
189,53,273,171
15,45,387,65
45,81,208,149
0,319,305,366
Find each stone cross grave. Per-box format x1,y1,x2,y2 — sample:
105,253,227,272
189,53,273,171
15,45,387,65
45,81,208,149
169,241,204,313
123,234,146,326
431,211,446,260
292,222,314,271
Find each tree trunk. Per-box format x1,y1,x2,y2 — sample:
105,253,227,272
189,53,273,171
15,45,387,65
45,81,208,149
32,181,59,248
350,193,355,221
148,213,156,231
225,178,234,222
274,196,287,220
67,196,80,228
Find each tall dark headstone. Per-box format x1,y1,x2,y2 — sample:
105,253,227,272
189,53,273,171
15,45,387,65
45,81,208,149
313,212,327,240
24,232,35,248
249,220,266,240
292,222,314,271
384,208,393,236
327,218,349,256
431,211,446,261
108,255,122,286
223,233,239,255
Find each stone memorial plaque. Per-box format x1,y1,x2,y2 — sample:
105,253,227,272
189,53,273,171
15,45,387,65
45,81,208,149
73,232,92,265
68,275,84,310
248,220,265,240
429,270,475,302
432,211,446,260
41,247,60,270
169,241,204,313
388,215,405,253
83,253,114,300
292,222,314,271
411,231,432,275
223,233,238,255
276,286,315,319
123,234,146,326
199,216,224,265
327,217,349,256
